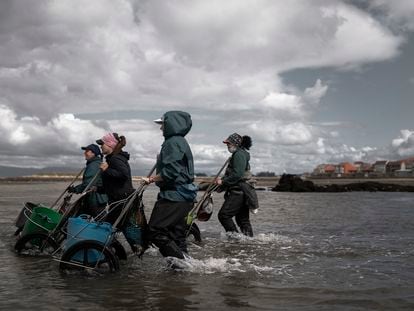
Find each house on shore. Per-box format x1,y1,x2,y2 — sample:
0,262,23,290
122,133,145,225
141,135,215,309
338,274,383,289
373,160,388,175
387,157,414,177
311,158,413,178
313,164,335,176
337,162,357,175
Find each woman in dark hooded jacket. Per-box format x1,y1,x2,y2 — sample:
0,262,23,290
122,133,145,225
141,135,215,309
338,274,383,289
215,133,258,237
96,132,134,225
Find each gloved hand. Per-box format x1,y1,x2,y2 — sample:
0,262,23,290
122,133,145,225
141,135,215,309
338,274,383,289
142,176,156,184
67,185,76,193
250,208,259,214
89,186,97,192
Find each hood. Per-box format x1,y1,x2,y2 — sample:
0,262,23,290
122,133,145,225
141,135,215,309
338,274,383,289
162,111,192,138
107,151,130,161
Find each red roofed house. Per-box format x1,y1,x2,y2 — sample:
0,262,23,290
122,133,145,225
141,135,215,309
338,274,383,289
312,164,336,175
337,162,357,175
324,164,336,174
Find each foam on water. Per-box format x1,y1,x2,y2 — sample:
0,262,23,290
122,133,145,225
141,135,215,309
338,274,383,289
165,255,298,277
143,246,160,256
219,231,298,245
165,239,296,275
249,264,274,273
166,255,246,274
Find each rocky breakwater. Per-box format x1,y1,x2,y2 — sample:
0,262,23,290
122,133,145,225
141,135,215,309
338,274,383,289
272,174,414,192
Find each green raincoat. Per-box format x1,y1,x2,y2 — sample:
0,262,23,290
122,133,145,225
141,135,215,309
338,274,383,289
74,157,108,207
155,111,197,202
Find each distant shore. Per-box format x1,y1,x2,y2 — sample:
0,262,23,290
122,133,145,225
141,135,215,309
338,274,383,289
1,175,414,187
197,176,414,188
308,177,414,187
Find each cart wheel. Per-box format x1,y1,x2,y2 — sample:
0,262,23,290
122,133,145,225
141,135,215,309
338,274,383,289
60,240,119,273
187,223,202,243
14,233,59,256
110,238,127,260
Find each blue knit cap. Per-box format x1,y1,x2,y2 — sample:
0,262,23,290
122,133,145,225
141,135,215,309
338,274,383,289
81,144,102,157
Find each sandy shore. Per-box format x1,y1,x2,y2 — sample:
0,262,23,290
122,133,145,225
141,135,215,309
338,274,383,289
308,177,414,187
1,175,414,187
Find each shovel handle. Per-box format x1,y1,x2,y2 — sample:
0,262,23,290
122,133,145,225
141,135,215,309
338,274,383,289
112,163,157,229
50,168,84,209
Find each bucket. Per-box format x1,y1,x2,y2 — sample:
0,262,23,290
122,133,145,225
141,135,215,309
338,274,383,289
124,224,143,247
15,202,37,229
64,215,113,263
65,215,113,248
197,196,213,222
21,206,63,236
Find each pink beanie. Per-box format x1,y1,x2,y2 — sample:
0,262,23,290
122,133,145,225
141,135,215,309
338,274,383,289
97,133,119,149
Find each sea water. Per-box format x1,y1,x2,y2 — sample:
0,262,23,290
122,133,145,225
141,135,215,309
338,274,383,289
0,182,413,310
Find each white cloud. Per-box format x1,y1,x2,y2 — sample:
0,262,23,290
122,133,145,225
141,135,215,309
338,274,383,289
248,121,314,145
261,92,304,118
0,104,30,145
390,129,414,157
317,4,402,69
191,143,229,173
0,104,163,169
303,79,329,105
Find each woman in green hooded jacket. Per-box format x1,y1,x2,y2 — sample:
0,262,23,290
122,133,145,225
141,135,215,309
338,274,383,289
146,111,197,260
215,133,257,237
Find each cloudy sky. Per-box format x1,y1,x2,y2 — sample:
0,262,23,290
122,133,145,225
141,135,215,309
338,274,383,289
1,0,414,175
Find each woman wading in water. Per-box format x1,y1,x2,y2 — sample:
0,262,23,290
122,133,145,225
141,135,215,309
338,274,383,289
215,133,258,237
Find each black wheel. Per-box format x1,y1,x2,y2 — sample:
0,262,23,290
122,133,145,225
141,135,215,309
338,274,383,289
14,233,59,256
187,223,202,243
110,238,127,260
60,240,119,273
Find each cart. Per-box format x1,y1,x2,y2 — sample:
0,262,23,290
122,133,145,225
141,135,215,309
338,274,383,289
14,192,86,256
57,166,156,273
13,170,127,259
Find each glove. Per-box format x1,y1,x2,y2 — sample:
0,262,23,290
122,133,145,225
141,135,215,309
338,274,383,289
250,208,259,214
67,185,76,193
142,177,156,184
88,186,97,192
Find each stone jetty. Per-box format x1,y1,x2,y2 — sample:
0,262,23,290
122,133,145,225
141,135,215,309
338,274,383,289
272,174,414,192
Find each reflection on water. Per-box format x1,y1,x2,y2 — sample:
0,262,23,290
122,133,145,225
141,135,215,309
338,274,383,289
0,182,414,310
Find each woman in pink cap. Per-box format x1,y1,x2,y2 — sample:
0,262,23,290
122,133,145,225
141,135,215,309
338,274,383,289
96,132,134,224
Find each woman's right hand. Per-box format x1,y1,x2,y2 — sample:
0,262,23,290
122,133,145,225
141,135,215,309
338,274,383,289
100,162,109,171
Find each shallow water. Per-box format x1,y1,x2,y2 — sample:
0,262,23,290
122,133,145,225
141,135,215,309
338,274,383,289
1,182,414,310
